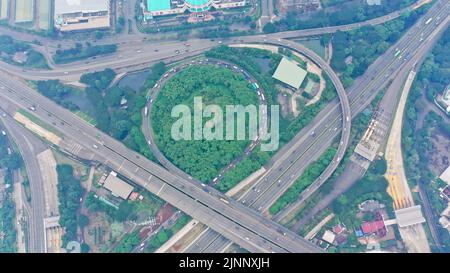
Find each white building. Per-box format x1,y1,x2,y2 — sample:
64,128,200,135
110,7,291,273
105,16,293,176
103,171,134,200
143,0,246,18
54,0,110,32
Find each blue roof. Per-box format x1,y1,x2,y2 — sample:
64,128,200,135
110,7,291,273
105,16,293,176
147,0,171,12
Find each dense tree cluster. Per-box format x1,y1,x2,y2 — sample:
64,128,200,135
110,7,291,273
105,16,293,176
269,147,337,215
264,0,417,33
151,65,259,182
331,158,392,230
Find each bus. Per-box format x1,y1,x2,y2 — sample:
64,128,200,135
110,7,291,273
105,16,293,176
394,50,401,57
252,82,259,90
144,107,148,116
425,18,433,25
220,198,230,204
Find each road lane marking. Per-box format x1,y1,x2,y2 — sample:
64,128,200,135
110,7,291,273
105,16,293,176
156,183,166,196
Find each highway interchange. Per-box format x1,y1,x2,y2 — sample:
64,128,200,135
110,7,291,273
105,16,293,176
170,0,450,252
0,0,447,253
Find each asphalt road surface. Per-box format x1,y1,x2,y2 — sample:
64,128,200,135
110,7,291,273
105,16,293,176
0,73,323,253
182,1,449,252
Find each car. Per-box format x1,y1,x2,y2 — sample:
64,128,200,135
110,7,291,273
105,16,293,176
92,144,99,149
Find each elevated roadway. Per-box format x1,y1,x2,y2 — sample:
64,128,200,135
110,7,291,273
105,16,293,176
0,73,323,253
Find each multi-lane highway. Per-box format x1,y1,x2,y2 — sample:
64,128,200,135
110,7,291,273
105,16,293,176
142,58,269,184
0,112,47,253
0,1,430,82
0,72,324,253
182,0,449,252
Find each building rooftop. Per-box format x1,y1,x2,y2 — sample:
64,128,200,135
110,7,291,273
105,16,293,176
103,172,134,200
146,0,171,12
394,205,426,228
272,58,307,89
55,0,109,14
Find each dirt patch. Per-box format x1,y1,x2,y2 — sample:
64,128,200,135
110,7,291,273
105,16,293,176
84,212,113,253
156,203,175,224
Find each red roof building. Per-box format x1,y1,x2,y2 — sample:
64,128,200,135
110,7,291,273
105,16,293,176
361,220,385,235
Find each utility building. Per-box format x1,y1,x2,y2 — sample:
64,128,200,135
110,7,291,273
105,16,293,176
272,58,307,90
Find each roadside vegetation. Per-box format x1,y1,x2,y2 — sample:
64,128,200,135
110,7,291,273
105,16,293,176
36,80,80,111
269,146,337,215
151,65,259,183
53,42,117,64
285,90,385,230
330,4,431,87
144,214,191,253
263,0,417,33
0,35,48,69
56,164,83,246
401,29,450,251
205,46,337,191
85,191,164,224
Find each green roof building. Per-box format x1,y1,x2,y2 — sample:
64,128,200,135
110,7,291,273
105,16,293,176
272,58,307,90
